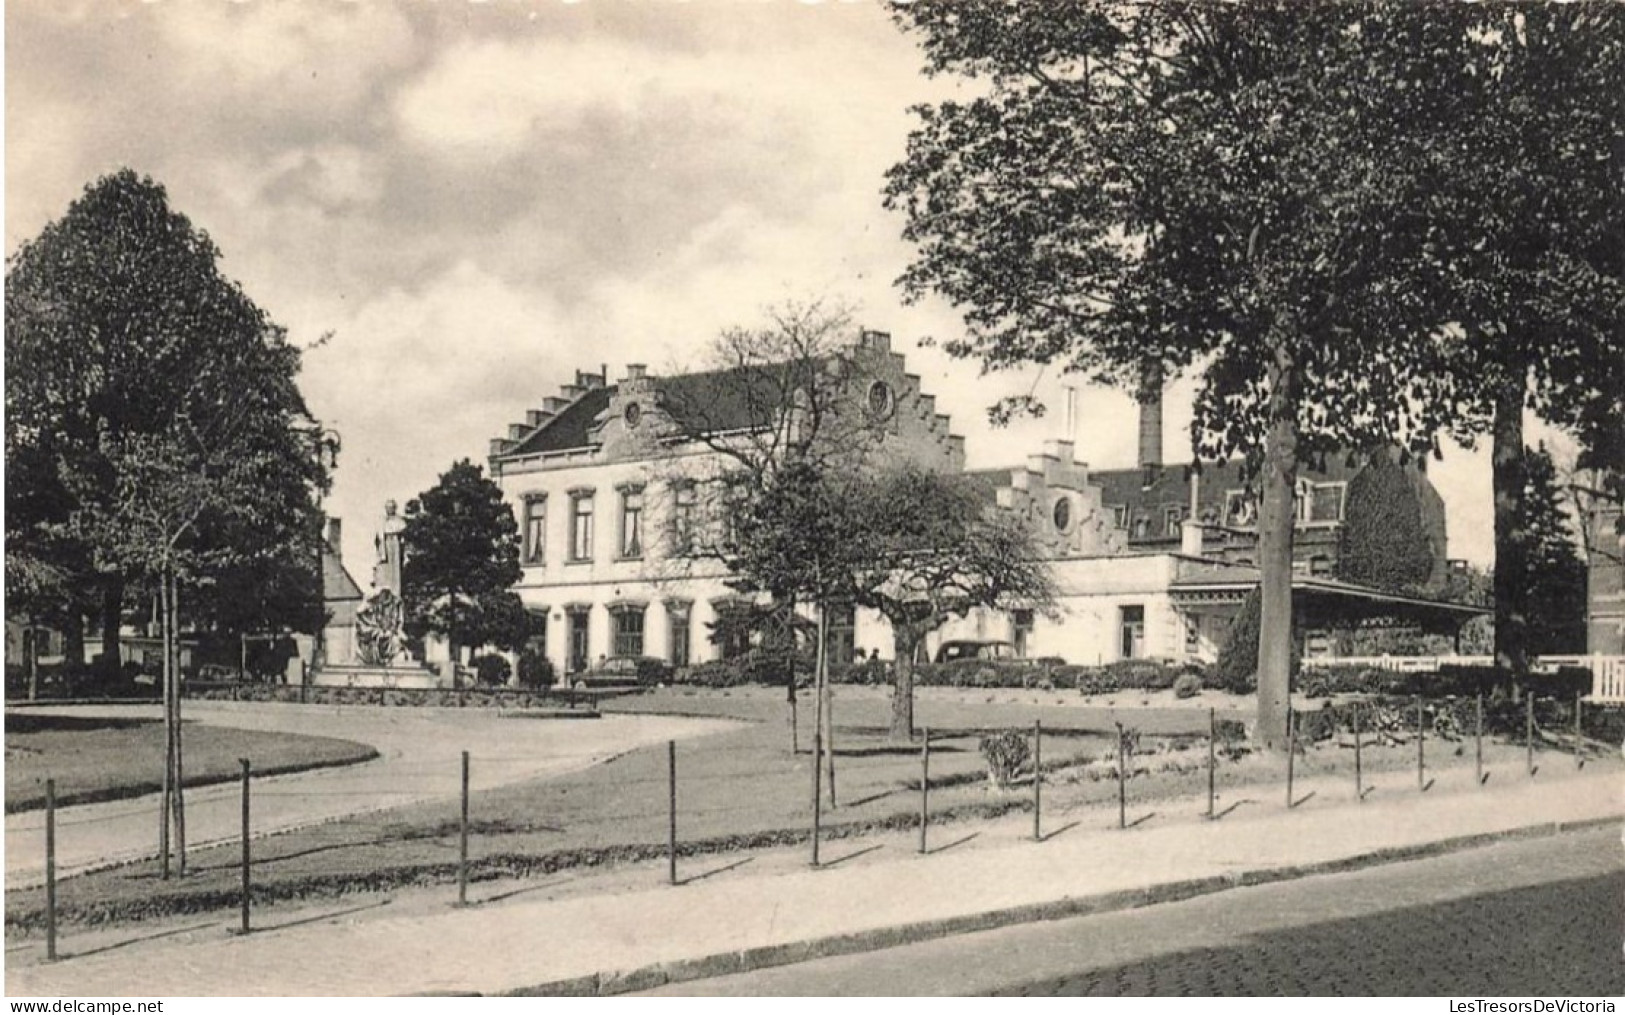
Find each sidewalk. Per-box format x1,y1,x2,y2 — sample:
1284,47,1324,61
8,764,1621,997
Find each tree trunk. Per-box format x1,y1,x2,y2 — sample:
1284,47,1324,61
1492,372,1529,681
26,616,39,702
889,625,920,741
169,571,186,876
100,575,123,670
817,605,835,807
1255,347,1299,751
61,608,84,677
159,572,173,879
786,635,800,754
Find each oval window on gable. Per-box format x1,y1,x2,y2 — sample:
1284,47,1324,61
624,402,642,428
1053,497,1071,532
866,381,895,419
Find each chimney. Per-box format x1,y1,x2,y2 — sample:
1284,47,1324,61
1137,358,1164,471
325,517,342,552
625,363,647,381
525,409,554,428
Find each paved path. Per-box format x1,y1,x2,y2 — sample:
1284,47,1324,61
5,701,739,887
8,762,1619,997
649,825,1625,995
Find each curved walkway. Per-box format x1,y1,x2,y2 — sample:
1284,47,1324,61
5,701,739,887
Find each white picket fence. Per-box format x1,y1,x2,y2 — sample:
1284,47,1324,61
1301,653,1625,703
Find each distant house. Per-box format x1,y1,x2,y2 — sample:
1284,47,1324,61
316,518,365,670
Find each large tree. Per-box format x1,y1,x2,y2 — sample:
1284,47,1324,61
886,3,1454,747
1408,6,1625,677
1510,446,1589,656
400,459,524,685
7,170,332,875
6,169,331,667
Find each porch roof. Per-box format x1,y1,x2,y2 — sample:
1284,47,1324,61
1169,566,1487,632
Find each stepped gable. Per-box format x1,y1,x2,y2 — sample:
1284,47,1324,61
490,369,612,465
970,441,1123,556
488,329,967,470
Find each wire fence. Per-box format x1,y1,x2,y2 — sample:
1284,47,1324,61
19,687,1606,963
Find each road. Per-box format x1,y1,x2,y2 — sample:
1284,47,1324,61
643,825,1625,996
5,700,738,886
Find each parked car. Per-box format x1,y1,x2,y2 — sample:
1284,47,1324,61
571,655,672,690
935,639,1020,664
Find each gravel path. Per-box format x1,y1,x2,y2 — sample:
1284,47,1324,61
4,701,739,887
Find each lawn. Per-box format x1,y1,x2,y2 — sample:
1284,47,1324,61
4,711,380,813
6,685,1612,937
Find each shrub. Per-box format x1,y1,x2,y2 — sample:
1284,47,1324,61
1173,673,1203,699
630,656,675,686
472,654,511,687
517,648,554,689
978,730,1031,790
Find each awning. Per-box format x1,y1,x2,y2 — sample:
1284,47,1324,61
1169,566,1487,634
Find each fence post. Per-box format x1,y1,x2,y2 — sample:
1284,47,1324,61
1285,708,1295,809
458,751,470,906
1207,707,1216,820
239,759,251,935
1354,704,1363,803
1115,722,1126,830
667,740,678,886
1475,692,1484,787
1575,689,1584,769
1032,719,1042,842
45,778,57,962
1526,692,1535,777
918,727,930,855
1416,695,1425,792
810,724,822,867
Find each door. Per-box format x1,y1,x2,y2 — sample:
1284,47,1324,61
568,610,590,674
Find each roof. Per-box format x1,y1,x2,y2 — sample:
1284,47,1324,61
1169,568,1487,630
322,543,363,603
500,361,830,458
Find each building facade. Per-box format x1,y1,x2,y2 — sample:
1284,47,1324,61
486,330,1463,677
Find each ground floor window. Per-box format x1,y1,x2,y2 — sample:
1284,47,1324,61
612,606,646,658
1119,605,1146,659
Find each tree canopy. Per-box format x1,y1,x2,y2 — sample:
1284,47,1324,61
885,3,1623,742
400,459,528,679
5,169,332,663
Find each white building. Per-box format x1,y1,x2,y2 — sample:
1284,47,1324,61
486,329,1477,678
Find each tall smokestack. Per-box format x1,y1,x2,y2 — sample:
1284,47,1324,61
1137,358,1164,478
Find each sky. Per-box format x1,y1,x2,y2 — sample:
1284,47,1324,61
6,0,1534,579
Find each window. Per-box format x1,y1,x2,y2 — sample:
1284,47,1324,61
1309,554,1333,577
667,602,691,669
619,486,644,558
1163,505,1185,537
570,491,595,561
1112,505,1129,530
1309,482,1346,523
522,496,546,565
1224,490,1257,528
866,380,895,419
1184,614,1201,654
1052,498,1071,532
612,605,645,657
566,607,591,673
671,483,698,555
1119,605,1146,659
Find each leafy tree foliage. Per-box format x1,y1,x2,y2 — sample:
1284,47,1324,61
847,467,1056,739
885,4,1464,746
400,459,525,680
885,3,1623,741
5,169,331,660
1508,446,1588,656
1338,455,1434,594
1404,7,1625,676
